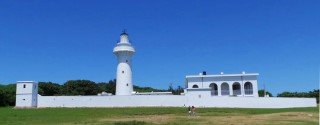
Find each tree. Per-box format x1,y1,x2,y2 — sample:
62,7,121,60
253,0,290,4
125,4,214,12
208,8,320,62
63,80,100,95
133,85,166,93
5,84,16,105
308,89,319,103
258,90,273,97
105,79,116,95
0,84,16,106
0,89,6,106
97,82,107,93
167,84,184,95
168,83,173,93
38,82,62,96
171,85,184,95
176,85,184,95
96,79,117,95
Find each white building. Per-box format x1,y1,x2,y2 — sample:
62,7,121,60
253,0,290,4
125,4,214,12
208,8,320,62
15,81,38,108
15,31,317,108
113,31,135,95
185,71,259,97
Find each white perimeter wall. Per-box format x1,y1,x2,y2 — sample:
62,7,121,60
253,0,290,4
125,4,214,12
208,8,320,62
37,95,317,108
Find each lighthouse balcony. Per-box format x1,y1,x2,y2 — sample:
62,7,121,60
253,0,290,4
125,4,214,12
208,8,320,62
113,43,135,53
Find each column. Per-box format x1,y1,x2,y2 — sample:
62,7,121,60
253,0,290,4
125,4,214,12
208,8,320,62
229,83,233,96
218,83,221,96
241,81,245,97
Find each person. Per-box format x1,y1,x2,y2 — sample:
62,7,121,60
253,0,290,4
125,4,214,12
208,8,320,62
188,106,191,116
192,106,196,116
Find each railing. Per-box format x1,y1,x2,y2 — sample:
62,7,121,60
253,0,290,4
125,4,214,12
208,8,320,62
209,90,251,96
233,90,241,95
221,90,230,95
245,89,253,95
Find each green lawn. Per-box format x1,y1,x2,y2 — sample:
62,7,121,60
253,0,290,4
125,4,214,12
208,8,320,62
0,106,318,125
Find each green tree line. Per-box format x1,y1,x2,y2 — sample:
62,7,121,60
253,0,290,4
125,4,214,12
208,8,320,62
0,79,168,106
38,80,174,96
258,90,274,97
0,84,16,106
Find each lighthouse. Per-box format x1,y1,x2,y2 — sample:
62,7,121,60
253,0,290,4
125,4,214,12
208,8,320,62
113,30,135,95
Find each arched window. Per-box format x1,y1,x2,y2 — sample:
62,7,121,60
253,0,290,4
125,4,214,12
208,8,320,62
209,83,218,96
192,84,199,88
23,84,26,88
232,82,241,95
221,82,229,96
244,82,253,95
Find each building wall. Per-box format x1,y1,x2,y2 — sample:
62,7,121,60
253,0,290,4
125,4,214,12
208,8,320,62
15,81,316,109
38,95,187,107
16,94,33,107
187,75,258,97
16,82,35,94
37,95,316,108
15,81,38,108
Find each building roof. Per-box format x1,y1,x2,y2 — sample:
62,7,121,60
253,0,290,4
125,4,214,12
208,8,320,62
120,29,128,36
17,81,36,83
186,73,259,78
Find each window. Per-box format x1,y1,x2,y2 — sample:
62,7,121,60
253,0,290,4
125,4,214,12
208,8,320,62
23,99,25,100
126,83,129,86
209,83,218,96
23,84,26,88
192,84,199,88
126,60,128,62
244,82,253,95
232,82,241,95
221,82,230,96
122,71,124,73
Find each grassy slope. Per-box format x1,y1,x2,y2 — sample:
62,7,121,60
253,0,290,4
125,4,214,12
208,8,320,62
0,106,318,125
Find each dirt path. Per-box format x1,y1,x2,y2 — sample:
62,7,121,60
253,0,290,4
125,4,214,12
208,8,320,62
200,112,319,125
99,112,319,125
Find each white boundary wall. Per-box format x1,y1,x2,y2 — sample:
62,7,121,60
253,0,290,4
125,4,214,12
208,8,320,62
37,95,316,108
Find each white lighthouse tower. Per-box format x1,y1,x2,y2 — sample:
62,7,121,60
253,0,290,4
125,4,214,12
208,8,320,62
113,30,135,95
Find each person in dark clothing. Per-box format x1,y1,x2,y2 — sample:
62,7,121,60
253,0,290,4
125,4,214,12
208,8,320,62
192,106,196,116
188,106,191,116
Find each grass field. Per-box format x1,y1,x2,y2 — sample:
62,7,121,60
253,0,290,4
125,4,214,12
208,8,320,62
0,106,318,125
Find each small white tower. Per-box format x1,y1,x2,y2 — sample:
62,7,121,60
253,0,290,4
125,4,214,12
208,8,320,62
15,81,38,108
113,30,135,95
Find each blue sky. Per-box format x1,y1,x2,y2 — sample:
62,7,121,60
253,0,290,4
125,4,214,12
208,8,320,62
0,0,319,95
